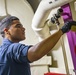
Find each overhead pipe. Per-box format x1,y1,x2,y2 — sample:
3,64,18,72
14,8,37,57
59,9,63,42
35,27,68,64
32,0,73,41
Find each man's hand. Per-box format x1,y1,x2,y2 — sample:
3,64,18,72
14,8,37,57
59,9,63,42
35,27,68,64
61,21,76,33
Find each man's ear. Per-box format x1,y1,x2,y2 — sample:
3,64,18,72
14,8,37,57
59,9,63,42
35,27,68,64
4,28,8,32
3,28,9,34
4,28,11,36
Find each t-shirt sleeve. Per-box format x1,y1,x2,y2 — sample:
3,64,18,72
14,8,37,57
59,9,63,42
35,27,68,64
8,43,32,63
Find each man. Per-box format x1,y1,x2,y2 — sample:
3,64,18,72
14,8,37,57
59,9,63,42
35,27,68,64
0,15,76,75
0,1,76,75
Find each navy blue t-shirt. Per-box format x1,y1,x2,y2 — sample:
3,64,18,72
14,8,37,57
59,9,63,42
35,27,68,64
0,38,32,75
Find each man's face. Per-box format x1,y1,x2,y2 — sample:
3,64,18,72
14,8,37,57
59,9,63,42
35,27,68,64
7,20,25,42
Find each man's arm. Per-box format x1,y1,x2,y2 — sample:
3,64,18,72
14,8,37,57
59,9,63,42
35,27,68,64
28,29,63,62
28,21,76,62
